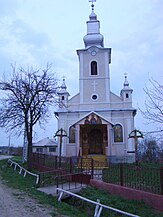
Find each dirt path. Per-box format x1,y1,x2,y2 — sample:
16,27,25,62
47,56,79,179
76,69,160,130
0,156,61,217
0,177,57,217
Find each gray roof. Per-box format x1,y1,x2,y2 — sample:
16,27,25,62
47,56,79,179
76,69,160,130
33,137,57,147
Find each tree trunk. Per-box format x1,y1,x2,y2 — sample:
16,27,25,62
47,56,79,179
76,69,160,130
27,128,33,171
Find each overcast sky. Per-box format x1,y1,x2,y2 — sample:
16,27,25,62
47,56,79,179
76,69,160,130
0,0,162,146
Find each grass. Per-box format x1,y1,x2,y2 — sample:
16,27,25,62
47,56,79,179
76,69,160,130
69,187,163,217
0,158,163,217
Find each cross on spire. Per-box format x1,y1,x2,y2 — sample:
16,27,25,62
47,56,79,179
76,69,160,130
89,0,96,11
124,72,128,78
62,75,66,82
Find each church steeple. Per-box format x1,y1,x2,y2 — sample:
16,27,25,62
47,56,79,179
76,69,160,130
83,0,104,48
120,74,133,103
58,77,70,108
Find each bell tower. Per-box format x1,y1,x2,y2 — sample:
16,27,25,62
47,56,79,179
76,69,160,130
77,0,111,106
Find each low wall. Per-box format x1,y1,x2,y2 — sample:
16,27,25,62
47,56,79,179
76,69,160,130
90,179,163,213
32,163,56,172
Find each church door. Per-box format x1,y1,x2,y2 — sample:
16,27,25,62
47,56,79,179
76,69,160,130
88,129,103,154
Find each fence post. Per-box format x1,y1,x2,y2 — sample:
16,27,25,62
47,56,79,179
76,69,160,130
81,157,83,173
120,163,123,186
91,158,94,179
160,167,163,195
43,154,46,166
69,157,72,173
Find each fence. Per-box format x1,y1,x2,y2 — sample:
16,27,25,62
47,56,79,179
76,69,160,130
56,173,91,193
32,153,106,179
103,163,163,195
57,188,140,217
8,159,39,184
32,154,163,195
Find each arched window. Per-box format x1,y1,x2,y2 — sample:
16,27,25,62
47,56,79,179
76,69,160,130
114,124,123,142
91,61,97,75
69,125,75,143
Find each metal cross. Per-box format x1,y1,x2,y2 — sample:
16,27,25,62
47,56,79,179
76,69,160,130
89,0,96,11
124,72,128,78
89,0,96,3
62,75,66,81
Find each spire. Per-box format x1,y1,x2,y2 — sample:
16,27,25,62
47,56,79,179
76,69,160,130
122,73,132,90
60,76,67,91
58,76,69,95
83,0,104,48
89,0,96,12
124,74,129,88
120,73,133,102
58,77,70,109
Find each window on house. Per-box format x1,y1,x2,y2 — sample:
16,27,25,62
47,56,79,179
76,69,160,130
91,61,97,75
49,147,57,152
36,148,43,153
126,93,129,98
62,96,64,100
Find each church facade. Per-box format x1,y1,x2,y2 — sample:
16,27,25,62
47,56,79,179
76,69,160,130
55,4,136,163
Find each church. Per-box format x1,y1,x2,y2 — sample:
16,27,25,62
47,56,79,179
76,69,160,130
55,2,137,163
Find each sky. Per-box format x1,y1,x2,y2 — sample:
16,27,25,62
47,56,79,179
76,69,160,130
0,0,162,146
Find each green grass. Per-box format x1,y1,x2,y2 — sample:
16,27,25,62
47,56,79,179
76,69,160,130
0,159,163,217
70,187,163,217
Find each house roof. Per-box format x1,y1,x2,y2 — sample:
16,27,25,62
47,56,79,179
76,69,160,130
33,137,57,147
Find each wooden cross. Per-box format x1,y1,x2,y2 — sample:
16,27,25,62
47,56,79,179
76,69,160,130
54,128,68,167
128,129,144,165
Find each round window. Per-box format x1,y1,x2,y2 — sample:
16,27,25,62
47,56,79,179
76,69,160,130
92,94,98,100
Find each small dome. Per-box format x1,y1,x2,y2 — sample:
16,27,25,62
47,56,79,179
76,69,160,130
61,78,67,90
124,75,129,87
84,33,104,48
89,11,97,21
58,78,70,95
121,75,133,91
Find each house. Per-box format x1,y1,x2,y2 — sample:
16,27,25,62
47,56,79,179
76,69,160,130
33,137,58,156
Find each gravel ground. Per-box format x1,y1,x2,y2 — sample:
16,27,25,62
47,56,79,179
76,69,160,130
0,155,60,217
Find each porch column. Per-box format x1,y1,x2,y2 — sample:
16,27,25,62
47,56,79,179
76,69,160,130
76,124,80,156
105,124,111,156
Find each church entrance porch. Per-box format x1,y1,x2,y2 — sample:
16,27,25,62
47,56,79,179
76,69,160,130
80,124,108,156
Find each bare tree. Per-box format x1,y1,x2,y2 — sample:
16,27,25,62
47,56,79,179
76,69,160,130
140,78,163,134
0,64,58,170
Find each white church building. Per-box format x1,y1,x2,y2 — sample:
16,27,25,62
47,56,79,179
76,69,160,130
55,2,136,163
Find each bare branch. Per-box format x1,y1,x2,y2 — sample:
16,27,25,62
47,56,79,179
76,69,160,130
0,64,58,170
139,77,163,132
